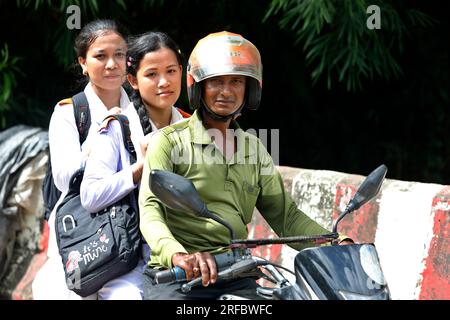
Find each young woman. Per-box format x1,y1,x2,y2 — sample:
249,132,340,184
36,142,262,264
126,31,189,150
32,19,134,300
78,31,187,298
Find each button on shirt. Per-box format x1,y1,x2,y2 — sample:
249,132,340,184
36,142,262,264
139,110,331,269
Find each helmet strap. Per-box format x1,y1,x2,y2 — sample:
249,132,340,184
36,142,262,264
200,98,245,122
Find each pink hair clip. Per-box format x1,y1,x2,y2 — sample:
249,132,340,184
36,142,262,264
127,56,134,67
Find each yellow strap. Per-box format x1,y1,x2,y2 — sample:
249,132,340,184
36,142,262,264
57,98,72,106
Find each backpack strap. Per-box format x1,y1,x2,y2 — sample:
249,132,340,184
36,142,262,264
101,114,137,165
72,92,91,144
176,107,191,119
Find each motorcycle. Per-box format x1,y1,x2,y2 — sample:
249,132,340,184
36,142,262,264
148,164,390,300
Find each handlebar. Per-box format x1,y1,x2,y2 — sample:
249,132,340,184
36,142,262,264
154,266,186,284
154,233,338,291
181,258,266,293
154,254,280,293
154,250,239,284
230,233,339,247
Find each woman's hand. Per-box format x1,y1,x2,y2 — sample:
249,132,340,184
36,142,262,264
172,252,217,287
338,238,354,245
140,132,154,157
131,160,143,184
140,139,149,158
108,106,122,115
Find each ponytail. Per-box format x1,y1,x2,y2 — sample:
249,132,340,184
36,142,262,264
130,90,153,135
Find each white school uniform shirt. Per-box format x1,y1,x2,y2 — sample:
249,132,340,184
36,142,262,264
80,105,186,213
147,106,185,137
46,82,133,259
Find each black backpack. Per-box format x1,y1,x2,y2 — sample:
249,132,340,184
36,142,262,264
55,114,141,297
42,92,91,220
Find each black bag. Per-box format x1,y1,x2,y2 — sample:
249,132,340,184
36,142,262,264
42,92,91,220
55,114,141,297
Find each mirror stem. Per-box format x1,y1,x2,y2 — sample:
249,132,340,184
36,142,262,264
332,208,350,234
206,213,243,258
205,212,236,241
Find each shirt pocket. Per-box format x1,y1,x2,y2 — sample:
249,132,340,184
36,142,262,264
239,181,261,224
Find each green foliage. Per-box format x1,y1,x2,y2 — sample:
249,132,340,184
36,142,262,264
15,0,166,68
0,44,22,129
264,0,435,91
16,0,101,13
16,0,125,68
0,1,446,184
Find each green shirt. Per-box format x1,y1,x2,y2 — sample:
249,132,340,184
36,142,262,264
139,110,333,268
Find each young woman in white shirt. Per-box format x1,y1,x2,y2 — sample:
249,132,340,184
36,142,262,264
79,31,188,297
32,19,143,300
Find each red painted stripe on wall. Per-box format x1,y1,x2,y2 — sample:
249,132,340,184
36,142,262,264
38,221,49,252
333,183,380,244
419,186,450,300
249,214,282,264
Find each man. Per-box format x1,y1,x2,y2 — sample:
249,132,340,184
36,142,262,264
139,31,351,300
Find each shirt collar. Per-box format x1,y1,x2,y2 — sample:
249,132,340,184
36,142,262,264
189,109,241,144
188,109,256,158
148,106,184,132
84,82,131,125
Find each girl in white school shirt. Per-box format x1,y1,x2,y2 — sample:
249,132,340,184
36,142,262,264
32,19,143,300
79,31,188,295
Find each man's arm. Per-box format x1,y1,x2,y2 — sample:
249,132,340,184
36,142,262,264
138,131,188,268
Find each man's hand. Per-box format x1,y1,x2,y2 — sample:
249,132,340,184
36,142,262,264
172,252,217,287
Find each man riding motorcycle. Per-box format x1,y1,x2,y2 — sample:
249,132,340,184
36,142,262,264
138,31,352,300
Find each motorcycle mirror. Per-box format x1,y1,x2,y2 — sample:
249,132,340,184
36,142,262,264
348,164,387,212
149,169,209,217
332,164,387,233
149,169,237,240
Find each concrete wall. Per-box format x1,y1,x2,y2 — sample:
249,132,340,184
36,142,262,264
0,153,48,299
6,165,449,300
248,166,449,300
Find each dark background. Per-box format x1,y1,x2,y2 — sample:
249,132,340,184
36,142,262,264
0,0,448,184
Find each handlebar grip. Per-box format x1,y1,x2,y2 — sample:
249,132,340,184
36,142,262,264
154,266,186,284
154,251,237,284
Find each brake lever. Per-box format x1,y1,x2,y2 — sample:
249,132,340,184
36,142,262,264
181,277,203,293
